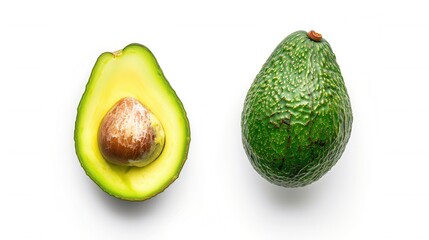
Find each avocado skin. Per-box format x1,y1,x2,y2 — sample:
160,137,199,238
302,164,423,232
241,31,352,187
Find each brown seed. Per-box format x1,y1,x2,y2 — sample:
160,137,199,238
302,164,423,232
98,97,163,166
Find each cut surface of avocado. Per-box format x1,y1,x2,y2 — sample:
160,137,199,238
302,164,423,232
75,43,190,201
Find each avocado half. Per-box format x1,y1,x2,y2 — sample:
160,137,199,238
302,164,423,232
75,43,190,201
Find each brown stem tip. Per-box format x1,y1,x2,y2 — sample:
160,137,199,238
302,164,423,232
308,30,322,42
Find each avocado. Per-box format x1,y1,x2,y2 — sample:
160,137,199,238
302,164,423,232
241,30,352,187
75,43,190,201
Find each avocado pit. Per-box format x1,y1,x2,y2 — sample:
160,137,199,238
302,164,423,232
98,97,165,167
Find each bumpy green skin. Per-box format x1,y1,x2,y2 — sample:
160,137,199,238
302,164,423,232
242,31,353,187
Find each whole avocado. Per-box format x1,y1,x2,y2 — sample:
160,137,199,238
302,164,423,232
241,30,352,187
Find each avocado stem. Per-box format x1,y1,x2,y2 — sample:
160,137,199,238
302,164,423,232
308,30,322,42
112,50,123,58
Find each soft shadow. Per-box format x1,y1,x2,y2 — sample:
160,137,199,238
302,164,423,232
261,180,327,209
91,183,166,218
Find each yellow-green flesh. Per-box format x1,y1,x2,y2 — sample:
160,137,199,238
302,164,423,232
75,44,190,201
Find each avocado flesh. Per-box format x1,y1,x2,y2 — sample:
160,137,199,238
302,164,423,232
242,31,352,187
75,44,190,201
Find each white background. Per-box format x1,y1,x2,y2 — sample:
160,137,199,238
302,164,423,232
1,0,428,239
